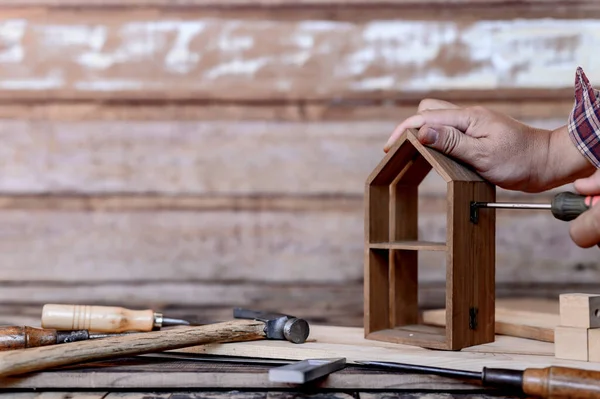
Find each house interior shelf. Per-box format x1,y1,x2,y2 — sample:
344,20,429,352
368,241,447,251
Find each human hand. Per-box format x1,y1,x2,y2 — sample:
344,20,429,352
570,170,600,248
384,99,593,193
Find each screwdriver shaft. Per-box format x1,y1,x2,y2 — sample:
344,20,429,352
476,202,552,210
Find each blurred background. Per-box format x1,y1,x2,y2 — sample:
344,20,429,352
0,1,598,328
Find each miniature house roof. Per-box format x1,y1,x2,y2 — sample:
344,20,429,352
367,129,484,186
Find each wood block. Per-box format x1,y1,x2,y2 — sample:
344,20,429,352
554,326,588,361
559,293,600,328
589,329,600,363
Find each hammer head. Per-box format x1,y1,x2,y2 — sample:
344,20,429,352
233,308,310,344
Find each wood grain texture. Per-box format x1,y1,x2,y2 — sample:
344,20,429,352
0,118,573,197
446,181,496,350
389,250,418,327
0,357,495,392
0,102,575,124
365,129,496,350
521,366,600,398
2,0,599,6
0,204,594,285
0,285,584,331
175,325,600,372
0,320,266,378
0,11,596,101
422,300,559,343
554,326,588,361
0,392,511,399
364,249,389,335
559,293,600,328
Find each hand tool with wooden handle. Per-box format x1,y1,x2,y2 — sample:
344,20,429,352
41,304,192,332
0,309,310,378
0,320,264,378
0,326,123,351
357,361,600,398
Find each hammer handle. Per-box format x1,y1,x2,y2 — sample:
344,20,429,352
0,320,265,378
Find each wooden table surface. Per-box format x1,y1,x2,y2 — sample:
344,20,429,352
0,356,519,399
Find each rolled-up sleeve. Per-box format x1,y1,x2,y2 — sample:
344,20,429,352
568,67,600,168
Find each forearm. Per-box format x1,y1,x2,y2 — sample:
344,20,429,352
537,125,596,191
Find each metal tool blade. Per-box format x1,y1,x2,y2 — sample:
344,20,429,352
268,358,346,384
355,361,481,380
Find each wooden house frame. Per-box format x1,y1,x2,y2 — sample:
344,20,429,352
364,129,496,350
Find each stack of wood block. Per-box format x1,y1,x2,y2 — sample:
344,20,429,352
555,293,600,362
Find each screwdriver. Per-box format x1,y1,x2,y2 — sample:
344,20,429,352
41,304,193,333
472,192,600,222
357,361,600,398
0,326,120,351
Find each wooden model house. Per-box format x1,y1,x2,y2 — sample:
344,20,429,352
364,128,496,350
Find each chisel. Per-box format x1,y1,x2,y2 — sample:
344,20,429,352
41,304,193,333
0,326,122,350
471,192,600,223
357,361,600,398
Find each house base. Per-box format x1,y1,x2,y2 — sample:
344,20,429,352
366,324,495,351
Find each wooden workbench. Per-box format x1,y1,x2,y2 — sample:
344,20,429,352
1,322,596,399
0,356,518,399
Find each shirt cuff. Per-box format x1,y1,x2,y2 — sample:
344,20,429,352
567,66,600,168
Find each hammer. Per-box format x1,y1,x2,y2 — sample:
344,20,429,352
0,308,309,378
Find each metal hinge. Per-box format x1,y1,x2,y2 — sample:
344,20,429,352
469,307,478,330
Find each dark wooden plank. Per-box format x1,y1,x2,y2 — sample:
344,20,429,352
447,181,495,349
360,394,517,399
364,249,389,335
0,357,490,391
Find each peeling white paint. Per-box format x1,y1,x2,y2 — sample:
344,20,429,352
164,23,205,74
37,24,107,49
0,17,599,93
77,21,206,74
0,19,26,63
350,76,396,91
297,21,351,31
281,52,311,67
0,75,63,90
204,57,271,79
75,80,144,91
394,19,600,91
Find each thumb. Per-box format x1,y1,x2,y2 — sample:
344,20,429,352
417,124,478,163
574,169,600,195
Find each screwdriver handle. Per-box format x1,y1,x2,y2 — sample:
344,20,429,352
522,366,600,398
41,304,158,333
551,192,600,221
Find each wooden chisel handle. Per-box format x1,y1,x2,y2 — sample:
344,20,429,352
0,327,58,351
523,366,600,398
0,320,264,378
42,304,157,332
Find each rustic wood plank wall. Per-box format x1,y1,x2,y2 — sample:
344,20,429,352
0,0,599,327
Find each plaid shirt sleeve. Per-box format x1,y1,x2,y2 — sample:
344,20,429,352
568,67,600,168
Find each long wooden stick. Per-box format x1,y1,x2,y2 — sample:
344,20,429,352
0,319,265,378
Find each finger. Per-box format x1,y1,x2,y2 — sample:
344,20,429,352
416,124,480,163
418,98,461,112
574,169,600,195
384,109,473,153
569,203,600,248
384,114,426,152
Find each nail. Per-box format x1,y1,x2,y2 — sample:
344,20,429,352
421,127,439,145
